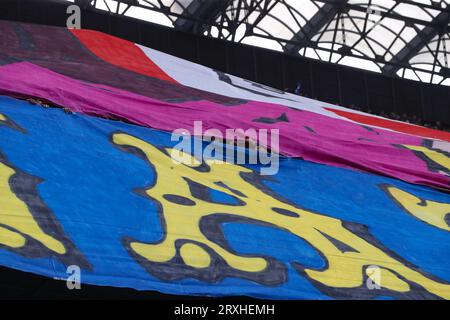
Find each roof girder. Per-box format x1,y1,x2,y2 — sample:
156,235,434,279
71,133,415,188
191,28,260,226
283,0,348,54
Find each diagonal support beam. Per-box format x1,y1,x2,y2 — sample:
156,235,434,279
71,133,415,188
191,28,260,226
283,0,348,54
174,0,234,34
74,0,94,9
382,5,450,76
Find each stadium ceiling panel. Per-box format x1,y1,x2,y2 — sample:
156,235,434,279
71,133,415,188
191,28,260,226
67,0,450,85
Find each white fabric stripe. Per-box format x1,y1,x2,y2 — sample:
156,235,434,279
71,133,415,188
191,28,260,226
137,44,442,140
138,45,344,117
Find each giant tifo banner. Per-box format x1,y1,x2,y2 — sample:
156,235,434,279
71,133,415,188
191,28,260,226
0,20,449,299
1,21,450,190
1,96,450,299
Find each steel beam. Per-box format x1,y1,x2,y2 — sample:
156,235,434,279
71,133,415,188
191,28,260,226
382,5,450,76
283,0,348,54
174,0,234,34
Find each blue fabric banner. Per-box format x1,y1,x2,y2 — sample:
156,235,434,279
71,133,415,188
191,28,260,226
0,96,449,299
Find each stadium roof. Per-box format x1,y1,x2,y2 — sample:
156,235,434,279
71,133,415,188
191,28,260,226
68,0,450,85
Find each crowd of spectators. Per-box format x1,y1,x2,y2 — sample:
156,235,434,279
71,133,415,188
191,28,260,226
291,81,448,132
350,105,449,132
296,92,449,133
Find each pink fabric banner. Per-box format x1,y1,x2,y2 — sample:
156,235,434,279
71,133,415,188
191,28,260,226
0,62,447,190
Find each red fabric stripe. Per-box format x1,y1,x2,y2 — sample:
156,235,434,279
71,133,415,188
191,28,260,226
70,29,177,83
326,107,450,142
